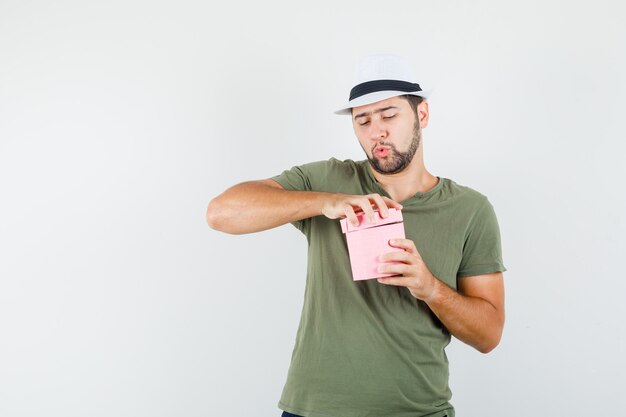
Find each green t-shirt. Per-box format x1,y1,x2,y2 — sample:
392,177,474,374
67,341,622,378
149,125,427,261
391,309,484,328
272,158,506,417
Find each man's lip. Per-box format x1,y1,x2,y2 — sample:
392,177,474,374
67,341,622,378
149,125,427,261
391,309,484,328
374,147,390,158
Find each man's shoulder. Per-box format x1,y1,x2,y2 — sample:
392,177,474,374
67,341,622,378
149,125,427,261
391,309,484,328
294,157,364,175
442,177,491,207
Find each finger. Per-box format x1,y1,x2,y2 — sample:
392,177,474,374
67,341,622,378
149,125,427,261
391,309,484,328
378,262,411,276
344,205,359,227
356,197,376,224
377,276,408,287
388,238,420,256
369,194,389,218
378,251,412,263
382,196,403,210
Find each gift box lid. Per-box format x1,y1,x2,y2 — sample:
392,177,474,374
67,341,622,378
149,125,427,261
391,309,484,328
340,208,403,233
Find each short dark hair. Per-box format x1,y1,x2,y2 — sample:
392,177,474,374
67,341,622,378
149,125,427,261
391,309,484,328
400,94,424,115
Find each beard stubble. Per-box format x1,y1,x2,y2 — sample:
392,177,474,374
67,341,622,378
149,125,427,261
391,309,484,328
367,117,422,175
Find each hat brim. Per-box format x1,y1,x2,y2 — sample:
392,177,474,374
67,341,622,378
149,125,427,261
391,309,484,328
333,89,432,115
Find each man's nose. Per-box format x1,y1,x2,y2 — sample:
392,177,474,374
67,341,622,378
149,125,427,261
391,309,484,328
369,120,387,141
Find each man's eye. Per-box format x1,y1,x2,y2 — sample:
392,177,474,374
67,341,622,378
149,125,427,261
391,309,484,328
383,115,396,120
359,121,370,126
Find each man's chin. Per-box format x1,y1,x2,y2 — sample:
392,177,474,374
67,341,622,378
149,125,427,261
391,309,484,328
369,158,407,175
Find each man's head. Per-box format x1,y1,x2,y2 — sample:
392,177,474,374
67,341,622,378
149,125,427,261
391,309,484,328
335,55,431,174
351,94,429,175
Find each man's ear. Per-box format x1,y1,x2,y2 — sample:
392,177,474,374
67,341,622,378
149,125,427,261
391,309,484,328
418,101,429,128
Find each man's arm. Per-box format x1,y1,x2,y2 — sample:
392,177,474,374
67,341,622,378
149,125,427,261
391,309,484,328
206,179,403,235
425,272,504,353
377,239,505,353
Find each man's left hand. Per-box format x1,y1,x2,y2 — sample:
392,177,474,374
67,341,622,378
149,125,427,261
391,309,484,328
377,238,438,302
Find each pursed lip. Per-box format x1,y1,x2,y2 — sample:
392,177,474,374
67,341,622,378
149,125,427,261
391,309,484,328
373,145,391,152
373,145,391,156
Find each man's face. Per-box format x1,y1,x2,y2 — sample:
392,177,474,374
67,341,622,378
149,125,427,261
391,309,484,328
351,96,423,175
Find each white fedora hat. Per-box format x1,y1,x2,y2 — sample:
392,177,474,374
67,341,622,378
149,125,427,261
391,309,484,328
334,54,431,115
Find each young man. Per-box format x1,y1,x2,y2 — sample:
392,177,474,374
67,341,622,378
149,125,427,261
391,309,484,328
206,55,506,417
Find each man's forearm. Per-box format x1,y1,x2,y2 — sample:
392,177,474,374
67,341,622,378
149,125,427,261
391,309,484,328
206,180,330,234
425,277,504,353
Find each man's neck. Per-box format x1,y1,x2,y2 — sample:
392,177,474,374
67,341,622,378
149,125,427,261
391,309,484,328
369,158,438,203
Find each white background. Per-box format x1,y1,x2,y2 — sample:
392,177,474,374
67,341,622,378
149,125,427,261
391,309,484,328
1,1,625,416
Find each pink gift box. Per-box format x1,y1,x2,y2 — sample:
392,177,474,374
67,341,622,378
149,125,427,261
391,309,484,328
340,208,406,281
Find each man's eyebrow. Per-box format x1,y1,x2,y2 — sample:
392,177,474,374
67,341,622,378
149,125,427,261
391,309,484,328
353,106,398,120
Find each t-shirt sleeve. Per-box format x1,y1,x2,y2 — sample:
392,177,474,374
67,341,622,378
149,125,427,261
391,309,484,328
270,163,316,235
457,197,507,278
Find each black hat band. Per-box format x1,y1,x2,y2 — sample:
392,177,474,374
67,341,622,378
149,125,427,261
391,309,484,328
349,79,422,101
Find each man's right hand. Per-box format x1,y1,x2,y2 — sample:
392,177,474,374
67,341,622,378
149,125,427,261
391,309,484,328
321,193,403,227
